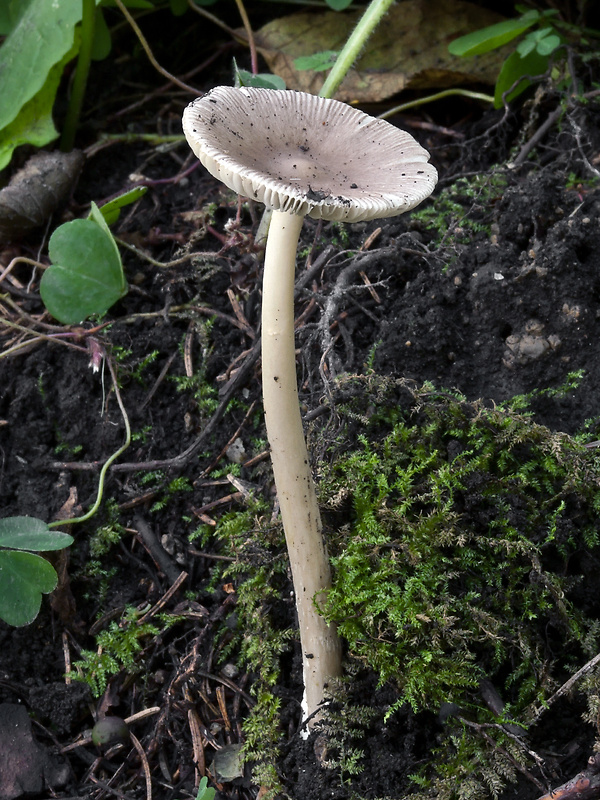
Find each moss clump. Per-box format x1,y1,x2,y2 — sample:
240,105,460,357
409,173,507,246
205,374,600,798
313,375,600,796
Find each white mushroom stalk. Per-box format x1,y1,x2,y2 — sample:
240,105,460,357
182,86,438,727
261,209,341,723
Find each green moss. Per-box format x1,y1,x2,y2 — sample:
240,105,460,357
88,499,126,557
316,676,379,783
202,499,292,795
321,377,598,707
130,349,160,384
73,606,161,696
150,475,192,513
311,374,600,797
194,372,600,798
411,173,506,246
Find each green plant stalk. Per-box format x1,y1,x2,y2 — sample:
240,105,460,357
261,210,342,725
48,357,131,528
319,0,395,99
378,88,494,119
61,0,96,151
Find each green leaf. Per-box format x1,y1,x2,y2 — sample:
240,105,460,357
91,7,112,61
195,777,216,800
294,51,339,73
233,64,286,90
97,187,148,226
0,40,79,171
40,210,127,324
494,47,550,108
0,0,31,35
515,27,562,59
448,17,538,57
0,0,98,132
170,0,188,15
88,200,126,277
516,34,537,58
0,551,58,626
0,517,73,551
536,34,561,57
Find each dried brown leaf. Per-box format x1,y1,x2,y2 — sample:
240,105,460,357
251,0,510,102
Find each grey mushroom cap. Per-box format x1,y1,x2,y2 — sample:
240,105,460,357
182,86,437,223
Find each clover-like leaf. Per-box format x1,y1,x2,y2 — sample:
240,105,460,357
0,516,73,551
0,550,58,626
40,203,126,324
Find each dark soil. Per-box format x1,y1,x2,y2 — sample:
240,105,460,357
1,5,600,800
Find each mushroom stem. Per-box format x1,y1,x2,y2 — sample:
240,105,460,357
261,209,342,726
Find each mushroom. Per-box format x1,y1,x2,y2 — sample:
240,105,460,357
182,85,437,726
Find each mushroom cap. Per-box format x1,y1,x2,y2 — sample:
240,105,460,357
182,86,437,223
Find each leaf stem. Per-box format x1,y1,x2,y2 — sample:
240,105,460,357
61,0,96,151
377,88,494,119
319,0,395,99
233,0,258,75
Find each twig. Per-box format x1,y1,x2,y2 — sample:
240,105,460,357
113,0,199,94
184,683,205,785
114,237,217,268
186,0,240,39
140,351,177,410
130,732,153,800
194,668,255,708
191,492,243,517
200,399,257,477
509,104,565,169
317,247,396,378
88,775,133,799
533,650,600,721
534,753,600,800
188,548,235,562
0,256,45,285
226,288,255,338
134,513,183,584
105,47,230,125
63,631,72,685
233,0,258,75
457,716,545,792
216,685,233,734
136,571,188,624
61,707,161,752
